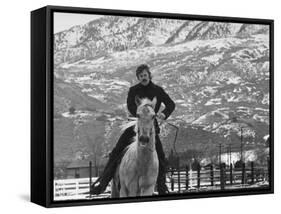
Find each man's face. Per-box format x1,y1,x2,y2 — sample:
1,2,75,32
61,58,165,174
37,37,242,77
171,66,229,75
138,70,150,86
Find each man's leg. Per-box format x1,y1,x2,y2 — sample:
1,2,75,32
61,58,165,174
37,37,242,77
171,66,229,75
91,126,135,195
155,134,169,195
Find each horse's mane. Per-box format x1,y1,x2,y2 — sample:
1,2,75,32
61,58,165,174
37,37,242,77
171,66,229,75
120,117,138,132
124,136,138,155
119,118,138,156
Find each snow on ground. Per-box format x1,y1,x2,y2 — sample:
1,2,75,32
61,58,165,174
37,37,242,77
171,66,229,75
148,31,170,45
205,98,222,106
202,86,219,96
58,30,270,80
175,99,185,104
200,149,266,166
69,76,130,97
202,53,224,64
59,36,254,72
62,110,93,118
226,76,241,85
77,75,91,81
253,114,268,123
233,87,242,93
81,88,93,93
255,107,269,112
191,113,210,125
180,37,246,51
113,80,131,87
227,95,245,103
91,78,130,89
262,93,269,105
88,93,107,103
173,98,192,107
252,34,270,44
263,135,269,141
180,103,191,107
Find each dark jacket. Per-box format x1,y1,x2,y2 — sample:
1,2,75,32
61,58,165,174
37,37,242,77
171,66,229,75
127,81,176,133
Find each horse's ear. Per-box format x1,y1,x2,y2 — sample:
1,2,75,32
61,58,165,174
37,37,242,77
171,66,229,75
151,97,157,108
135,96,142,106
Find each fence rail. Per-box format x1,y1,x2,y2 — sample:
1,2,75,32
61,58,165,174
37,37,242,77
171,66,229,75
54,177,112,200
166,162,269,192
54,161,269,200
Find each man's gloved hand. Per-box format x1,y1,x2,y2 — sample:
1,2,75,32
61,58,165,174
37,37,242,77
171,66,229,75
157,113,166,125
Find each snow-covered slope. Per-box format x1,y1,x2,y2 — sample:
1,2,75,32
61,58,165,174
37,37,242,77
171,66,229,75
53,16,270,168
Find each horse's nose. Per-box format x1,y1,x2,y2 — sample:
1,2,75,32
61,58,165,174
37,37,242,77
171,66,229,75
142,108,149,114
139,136,149,144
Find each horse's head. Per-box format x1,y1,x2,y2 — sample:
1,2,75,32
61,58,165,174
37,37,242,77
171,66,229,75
135,97,157,147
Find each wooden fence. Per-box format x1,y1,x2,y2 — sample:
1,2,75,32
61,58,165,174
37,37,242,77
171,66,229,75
54,161,269,200
53,177,111,200
166,162,269,192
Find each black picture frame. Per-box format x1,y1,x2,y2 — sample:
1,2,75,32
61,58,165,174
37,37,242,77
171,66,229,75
31,5,274,208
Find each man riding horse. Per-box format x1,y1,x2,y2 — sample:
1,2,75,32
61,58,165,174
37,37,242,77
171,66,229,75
91,64,176,195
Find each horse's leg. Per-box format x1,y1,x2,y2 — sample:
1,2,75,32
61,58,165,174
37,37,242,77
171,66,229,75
122,180,138,197
111,180,115,198
119,183,128,197
140,186,155,196
112,165,122,198
111,179,119,198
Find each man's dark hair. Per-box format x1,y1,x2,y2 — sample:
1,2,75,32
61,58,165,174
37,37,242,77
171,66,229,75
136,64,152,80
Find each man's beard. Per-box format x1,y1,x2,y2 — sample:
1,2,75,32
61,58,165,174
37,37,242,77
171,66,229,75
141,79,149,85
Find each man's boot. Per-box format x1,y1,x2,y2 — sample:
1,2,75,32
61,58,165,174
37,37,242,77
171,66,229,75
90,154,119,195
157,157,169,195
155,135,169,195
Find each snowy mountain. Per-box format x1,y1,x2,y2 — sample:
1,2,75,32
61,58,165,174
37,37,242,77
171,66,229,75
54,16,184,65
53,16,270,168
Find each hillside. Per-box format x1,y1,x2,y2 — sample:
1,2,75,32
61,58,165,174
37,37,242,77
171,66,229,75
53,15,270,170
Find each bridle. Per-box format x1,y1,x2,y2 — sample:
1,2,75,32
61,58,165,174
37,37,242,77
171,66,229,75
136,103,156,152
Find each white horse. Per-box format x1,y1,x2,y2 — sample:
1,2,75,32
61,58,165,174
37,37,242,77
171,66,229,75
111,97,159,198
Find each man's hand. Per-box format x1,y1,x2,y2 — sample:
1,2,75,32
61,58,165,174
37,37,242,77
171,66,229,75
157,112,166,121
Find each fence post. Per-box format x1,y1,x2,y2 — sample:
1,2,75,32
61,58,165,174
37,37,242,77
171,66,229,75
177,166,181,193
220,164,225,190
267,157,270,181
189,164,193,189
230,163,233,185
171,167,174,192
76,180,79,195
242,162,246,184
62,181,66,196
54,181,57,197
185,165,189,191
89,161,92,198
197,164,201,189
210,164,214,186
251,162,254,184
